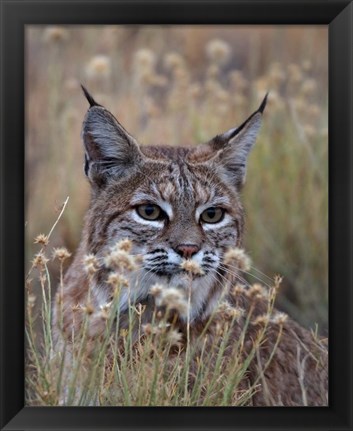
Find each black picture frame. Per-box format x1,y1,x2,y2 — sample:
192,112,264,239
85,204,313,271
1,1,352,430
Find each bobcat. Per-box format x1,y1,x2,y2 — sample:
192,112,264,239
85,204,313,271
53,86,328,406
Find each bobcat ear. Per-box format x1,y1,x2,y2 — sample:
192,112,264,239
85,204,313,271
210,94,267,187
81,87,143,186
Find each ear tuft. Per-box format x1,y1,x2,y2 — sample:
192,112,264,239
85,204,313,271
258,92,269,114
203,98,266,187
81,84,100,107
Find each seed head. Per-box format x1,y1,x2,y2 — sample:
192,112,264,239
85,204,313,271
104,249,137,272
251,314,270,326
106,272,129,288
83,303,95,315
99,301,113,312
167,329,183,347
83,254,99,275
99,301,112,320
32,252,49,268
86,55,111,79
230,284,247,299
224,248,251,272
271,312,288,326
150,283,163,298
71,304,82,313
52,247,71,262
180,259,204,276
247,283,267,300
273,275,283,290
143,323,169,337
115,238,133,253
156,287,188,317
216,301,244,321
34,234,49,246
205,39,231,66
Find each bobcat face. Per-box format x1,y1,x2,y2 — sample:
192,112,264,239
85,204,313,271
80,87,266,321
93,158,242,320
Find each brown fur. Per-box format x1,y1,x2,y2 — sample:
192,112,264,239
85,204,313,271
53,90,328,406
184,292,328,406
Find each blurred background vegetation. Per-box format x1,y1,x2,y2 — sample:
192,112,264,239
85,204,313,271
25,25,328,332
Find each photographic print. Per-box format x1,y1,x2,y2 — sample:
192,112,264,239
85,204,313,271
25,25,328,407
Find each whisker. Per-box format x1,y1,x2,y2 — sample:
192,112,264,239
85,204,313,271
249,265,274,283
221,263,272,289
218,264,254,290
212,267,245,290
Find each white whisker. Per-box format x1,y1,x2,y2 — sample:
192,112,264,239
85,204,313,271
218,264,253,290
222,262,272,289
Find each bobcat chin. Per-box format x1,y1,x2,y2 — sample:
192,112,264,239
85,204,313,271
53,86,328,406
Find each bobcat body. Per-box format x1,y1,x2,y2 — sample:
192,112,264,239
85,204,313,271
53,88,328,406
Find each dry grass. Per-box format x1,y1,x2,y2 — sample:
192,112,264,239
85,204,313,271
25,26,328,404
26,212,293,406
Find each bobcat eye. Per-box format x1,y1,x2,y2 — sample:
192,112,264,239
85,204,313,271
136,204,163,221
200,207,225,224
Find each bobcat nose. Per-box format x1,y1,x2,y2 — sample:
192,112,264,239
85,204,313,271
175,244,200,259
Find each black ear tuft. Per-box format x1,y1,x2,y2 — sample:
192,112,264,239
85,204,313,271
205,97,265,187
81,84,100,107
223,93,268,142
258,92,269,114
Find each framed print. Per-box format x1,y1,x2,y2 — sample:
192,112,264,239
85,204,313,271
0,0,352,430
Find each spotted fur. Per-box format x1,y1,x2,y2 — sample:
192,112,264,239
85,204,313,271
53,89,327,406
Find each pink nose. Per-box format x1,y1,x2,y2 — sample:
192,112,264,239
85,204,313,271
176,244,200,259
